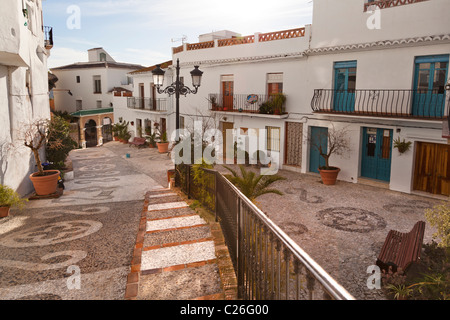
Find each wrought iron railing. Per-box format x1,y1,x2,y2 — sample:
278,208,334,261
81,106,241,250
44,26,53,49
175,164,355,300
311,89,449,120
208,93,287,115
127,97,168,112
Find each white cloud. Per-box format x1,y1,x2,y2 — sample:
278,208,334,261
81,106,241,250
48,47,89,69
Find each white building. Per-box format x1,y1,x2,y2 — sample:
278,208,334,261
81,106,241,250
113,61,173,139
0,0,53,195
170,0,450,197
51,48,144,147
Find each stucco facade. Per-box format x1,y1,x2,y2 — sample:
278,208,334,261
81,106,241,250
0,0,52,195
169,0,450,197
51,48,143,147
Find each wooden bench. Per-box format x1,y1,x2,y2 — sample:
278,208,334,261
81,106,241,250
376,221,426,273
129,137,146,148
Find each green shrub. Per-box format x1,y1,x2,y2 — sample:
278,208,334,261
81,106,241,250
46,115,77,165
0,185,27,209
425,202,450,248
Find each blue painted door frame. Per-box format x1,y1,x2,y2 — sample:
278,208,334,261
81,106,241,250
309,127,328,173
412,55,449,118
361,128,393,182
334,61,357,112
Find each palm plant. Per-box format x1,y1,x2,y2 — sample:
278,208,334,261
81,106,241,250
223,165,286,202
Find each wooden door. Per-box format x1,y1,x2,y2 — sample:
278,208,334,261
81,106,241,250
309,127,328,173
221,122,234,161
222,81,234,110
285,122,302,166
151,84,157,110
361,128,393,182
139,84,145,109
414,142,450,196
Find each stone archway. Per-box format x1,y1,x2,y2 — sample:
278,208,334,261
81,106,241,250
84,120,98,148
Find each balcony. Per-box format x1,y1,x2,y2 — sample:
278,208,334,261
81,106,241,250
127,97,168,113
364,0,430,11
311,89,449,120
208,93,287,116
44,26,53,49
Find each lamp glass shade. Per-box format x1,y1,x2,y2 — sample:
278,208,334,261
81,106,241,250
190,66,203,88
152,65,165,87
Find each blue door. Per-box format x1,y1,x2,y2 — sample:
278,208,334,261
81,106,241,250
334,61,357,112
309,127,328,173
412,55,449,118
361,128,393,182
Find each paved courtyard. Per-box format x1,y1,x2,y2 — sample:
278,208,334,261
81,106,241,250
216,165,445,300
0,142,228,300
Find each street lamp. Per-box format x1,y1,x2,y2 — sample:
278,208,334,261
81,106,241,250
152,59,203,141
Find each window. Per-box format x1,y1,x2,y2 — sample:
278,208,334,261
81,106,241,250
99,53,107,61
180,116,185,129
96,100,102,109
266,126,280,152
76,76,80,83
76,100,82,111
267,73,283,95
93,75,101,93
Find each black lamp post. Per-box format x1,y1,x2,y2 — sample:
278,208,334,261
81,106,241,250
152,59,203,141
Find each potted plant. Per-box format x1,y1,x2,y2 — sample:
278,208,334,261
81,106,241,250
147,132,157,148
154,123,169,153
112,123,121,141
21,119,61,196
157,131,169,153
309,126,351,185
0,185,27,218
271,93,286,115
393,137,412,154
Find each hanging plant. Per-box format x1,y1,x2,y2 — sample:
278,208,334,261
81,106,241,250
393,137,412,154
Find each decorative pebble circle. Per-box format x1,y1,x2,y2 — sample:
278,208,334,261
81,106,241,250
317,207,387,233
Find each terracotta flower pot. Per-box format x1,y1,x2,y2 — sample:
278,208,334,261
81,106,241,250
29,170,60,196
157,142,169,153
318,167,340,185
0,206,10,218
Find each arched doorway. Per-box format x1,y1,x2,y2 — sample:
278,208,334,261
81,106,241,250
85,120,98,148
102,117,113,142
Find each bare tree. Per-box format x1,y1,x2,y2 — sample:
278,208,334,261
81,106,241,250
0,141,14,185
18,119,49,176
308,125,351,169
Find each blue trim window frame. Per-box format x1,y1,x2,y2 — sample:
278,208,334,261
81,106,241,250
333,61,357,112
412,54,449,118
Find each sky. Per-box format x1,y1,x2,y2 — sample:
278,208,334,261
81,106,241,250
42,0,313,69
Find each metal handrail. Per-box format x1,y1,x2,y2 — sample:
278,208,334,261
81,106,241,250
175,163,355,300
217,171,355,300
311,88,449,120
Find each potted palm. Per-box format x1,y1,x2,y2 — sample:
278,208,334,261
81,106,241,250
223,165,286,203
309,126,351,185
22,119,61,196
154,123,169,153
0,185,27,218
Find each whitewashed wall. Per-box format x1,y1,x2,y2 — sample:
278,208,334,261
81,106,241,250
0,0,51,195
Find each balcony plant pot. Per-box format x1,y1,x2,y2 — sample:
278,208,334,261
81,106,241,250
318,167,340,186
29,170,60,196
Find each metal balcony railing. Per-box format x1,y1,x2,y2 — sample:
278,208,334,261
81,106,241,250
44,26,53,49
127,97,167,112
208,93,287,115
175,164,355,300
311,89,449,120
